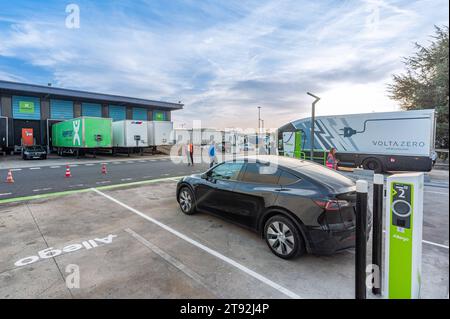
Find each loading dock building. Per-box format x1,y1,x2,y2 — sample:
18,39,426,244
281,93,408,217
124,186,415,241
0,80,183,152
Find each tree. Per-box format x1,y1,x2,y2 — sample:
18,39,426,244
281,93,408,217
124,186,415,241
388,26,449,149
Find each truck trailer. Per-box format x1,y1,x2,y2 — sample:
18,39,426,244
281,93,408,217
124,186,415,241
148,121,173,146
52,117,112,157
278,109,436,173
112,120,148,155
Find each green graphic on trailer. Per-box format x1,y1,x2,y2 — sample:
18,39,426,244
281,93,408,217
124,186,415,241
52,117,112,148
19,101,35,113
388,182,414,298
294,131,302,158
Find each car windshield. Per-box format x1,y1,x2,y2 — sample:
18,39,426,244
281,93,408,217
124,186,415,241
296,163,355,192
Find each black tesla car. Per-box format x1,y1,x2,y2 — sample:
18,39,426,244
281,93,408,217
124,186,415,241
176,155,370,259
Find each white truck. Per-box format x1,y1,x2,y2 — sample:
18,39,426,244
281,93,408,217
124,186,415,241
112,120,148,155
278,109,436,173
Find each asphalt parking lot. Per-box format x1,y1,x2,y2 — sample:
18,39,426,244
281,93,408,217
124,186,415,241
0,176,448,299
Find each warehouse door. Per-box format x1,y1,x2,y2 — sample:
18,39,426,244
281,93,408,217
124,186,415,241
0,117,7,149
13,120,41,147
109,105,126,121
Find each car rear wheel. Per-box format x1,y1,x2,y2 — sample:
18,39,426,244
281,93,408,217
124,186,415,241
178,187,196,215
264,215,305,259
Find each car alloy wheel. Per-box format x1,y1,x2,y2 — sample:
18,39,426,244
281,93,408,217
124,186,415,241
264,215,305,259
266,221,295,256
178,187,196,215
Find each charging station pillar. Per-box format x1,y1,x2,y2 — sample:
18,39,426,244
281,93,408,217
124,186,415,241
384,173,424,299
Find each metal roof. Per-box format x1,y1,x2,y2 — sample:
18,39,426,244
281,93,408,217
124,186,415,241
0,80,183,110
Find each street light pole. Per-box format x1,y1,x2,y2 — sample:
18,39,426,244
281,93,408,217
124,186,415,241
257,106,261,154
307,92,320,161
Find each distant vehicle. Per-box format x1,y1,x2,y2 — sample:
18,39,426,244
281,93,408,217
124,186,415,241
176,155,371,259
241,143,255,152
278,109,436,173
22,145,47,160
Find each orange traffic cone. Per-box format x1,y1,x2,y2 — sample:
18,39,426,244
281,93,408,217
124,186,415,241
65,165,72,178
101,163,107,175
6,170,14,183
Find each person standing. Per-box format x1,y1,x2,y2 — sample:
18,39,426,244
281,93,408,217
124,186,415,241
208,141,217,168
185,141,192,166
189,141,194,166
326,147,338,170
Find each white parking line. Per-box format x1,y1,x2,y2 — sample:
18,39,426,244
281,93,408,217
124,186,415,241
0,193,12,197
68,184,85,188
121,178,133,181
425,190,449,195
50,166,61,169
125,228,213,293
382,230,448,250
423,240,449,249
92,188,301,299
33,188,52,192
10,168,22,171
29,167,41,170
69,165,79,167
96,181,111,185
85,164,95,166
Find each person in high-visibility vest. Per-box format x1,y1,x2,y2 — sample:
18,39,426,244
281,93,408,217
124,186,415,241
189,142,194,166
326,147,338,170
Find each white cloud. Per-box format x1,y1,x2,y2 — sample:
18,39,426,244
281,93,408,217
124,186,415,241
0,0,448,130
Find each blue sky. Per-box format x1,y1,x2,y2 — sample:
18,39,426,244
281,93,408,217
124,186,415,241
0,0,448,129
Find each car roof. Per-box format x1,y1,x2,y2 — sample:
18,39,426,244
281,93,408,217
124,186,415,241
227,155,312,168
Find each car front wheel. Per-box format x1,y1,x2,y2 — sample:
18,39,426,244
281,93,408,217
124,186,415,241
178,186,196,215
264,215,305,259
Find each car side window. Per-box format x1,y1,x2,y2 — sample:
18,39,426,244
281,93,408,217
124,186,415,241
210,162,244,181
241,163,281,184
278,170,300,186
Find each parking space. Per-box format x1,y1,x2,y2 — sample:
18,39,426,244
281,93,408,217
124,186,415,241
0,179,448,298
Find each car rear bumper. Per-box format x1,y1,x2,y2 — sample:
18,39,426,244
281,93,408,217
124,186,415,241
306,219,372,255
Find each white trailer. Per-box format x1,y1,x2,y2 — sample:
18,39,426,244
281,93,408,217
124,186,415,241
279,109,436,172
112,120,148,155
148,121,174,146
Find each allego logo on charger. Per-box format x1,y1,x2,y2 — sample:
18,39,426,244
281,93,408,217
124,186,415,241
14,234,117,267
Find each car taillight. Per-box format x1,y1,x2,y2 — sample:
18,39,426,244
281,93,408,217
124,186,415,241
313,199,350,211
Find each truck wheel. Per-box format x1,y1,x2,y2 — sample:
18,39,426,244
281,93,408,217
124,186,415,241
363,158,383,173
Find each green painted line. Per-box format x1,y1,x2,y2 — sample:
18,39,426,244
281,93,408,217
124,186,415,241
0,188,91,204
0,176,184,205
95,176,184,190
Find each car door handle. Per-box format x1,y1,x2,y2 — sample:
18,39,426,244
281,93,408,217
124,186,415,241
275,188,291,191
